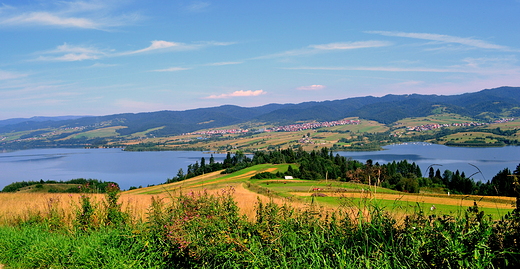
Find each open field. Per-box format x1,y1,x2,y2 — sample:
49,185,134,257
120,163,519,220
482,118,520,130
3,114,518,152
125,119,393,152
1,162,519,268
3,163,515,226
395,113,477,127
64,126,125,139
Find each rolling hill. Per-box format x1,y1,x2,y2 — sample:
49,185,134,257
1,87,519,146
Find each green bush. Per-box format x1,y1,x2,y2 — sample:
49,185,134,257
1,187,519,268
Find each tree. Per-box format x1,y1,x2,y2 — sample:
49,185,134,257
223,152,232,168
396,177,419,193
200,157,206,173
435,169,442,179
176,168,185,181
490,168,514,196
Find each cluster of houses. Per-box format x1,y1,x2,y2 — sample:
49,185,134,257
264,120,360,132
407,118,515,132
187,119,361,136
188,129,250,136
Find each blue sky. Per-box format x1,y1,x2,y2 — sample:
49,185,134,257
1,0,520,120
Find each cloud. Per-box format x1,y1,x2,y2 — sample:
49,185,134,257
205,90,266,99
296,85,326,91
152,67,191,72
35,43,107,61
254,40,391,59
0,70,27,80
125,40,185,54
37,53,100,61
461,56,517,68
34,40,235,62
122,40,234,55
184,2,211,12
367,31,515,51
205,61,243,66
286,66,473,73
88,63,119,68
1,12,100,29
0,1,140,30
310,41,391,50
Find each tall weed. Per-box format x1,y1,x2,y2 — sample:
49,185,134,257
1,185,519,268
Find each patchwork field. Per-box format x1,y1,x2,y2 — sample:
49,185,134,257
3,163,513,226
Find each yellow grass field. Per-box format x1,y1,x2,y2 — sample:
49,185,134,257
1,164,516,226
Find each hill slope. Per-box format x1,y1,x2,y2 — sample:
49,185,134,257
1,87,519,140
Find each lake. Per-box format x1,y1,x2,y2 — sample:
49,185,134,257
0,143,518,190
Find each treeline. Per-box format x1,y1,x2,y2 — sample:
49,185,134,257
165,151,253,183
1,178,119,193
169,147,520,197
1,137,109,151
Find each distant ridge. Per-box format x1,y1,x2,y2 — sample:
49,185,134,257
0,116,89,127
1,86,519,137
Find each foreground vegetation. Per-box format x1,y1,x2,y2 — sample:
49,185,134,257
0,184,519,268
1,148,519,268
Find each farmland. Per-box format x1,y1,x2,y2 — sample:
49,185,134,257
1,162,519,267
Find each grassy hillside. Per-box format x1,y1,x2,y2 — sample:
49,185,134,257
1,87,520,151
124,164,514,219
1,163,519,268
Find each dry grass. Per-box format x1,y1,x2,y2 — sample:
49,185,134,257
2,163,515,225
0,182,314,225
0,192,165,226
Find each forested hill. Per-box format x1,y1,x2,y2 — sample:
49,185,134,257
1,86,519,137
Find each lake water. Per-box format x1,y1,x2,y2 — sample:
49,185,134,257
337,143,519,182
0,143,518,190
0,148,228,190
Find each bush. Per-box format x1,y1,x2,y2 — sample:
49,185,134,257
1,186,520,268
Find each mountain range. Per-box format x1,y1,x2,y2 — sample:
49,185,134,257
1,86,519,137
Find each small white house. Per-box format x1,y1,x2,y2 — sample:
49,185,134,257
284,176,294,180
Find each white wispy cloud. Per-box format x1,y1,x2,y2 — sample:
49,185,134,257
310,41,391,50
0,3,15,12
38,53,100,61
286,66,472,73
152,67,191,72
35,43,107,61
461,56,517,68
205,61,243,66
296,85,326,91
0,1,140,30
205,90,266,99
184,1,211,12
367,31,515,51
254,40,391,59
88,63,119,68
284,62,520,76
124,41,186,55
122,40,235,55
1,12,100,29
34,40,234,61
0,70,27,80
